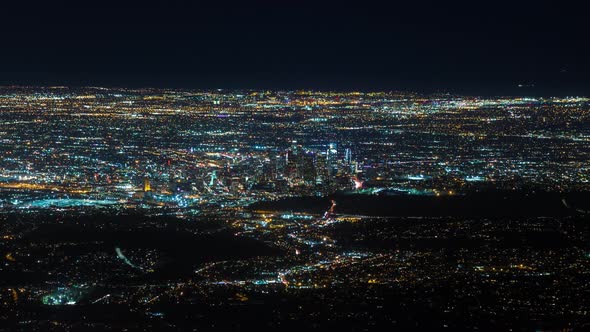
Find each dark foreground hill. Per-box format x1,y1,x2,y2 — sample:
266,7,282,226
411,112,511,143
249,191,590,217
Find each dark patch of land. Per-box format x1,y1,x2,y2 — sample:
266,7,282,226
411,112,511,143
0,214,282,284
249,191,590,217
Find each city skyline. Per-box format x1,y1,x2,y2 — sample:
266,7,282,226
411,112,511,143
1,86,589,330
1,1,589,330
1,86,589,212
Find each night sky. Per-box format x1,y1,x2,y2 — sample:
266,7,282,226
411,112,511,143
0,0,587,95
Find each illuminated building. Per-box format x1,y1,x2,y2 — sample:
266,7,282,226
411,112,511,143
326,143,338,177
344,148,352,165
143,177,151,192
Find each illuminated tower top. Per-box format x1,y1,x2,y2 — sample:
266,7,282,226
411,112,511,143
143,177,151,192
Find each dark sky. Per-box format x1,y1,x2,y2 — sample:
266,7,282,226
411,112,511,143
0,0,588,95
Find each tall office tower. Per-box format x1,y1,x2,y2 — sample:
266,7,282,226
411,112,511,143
329,143,338,156
261,161,274,182
209,170,217,187
299,152,316,184
143,177,151,192
344,148,352,165
275,154,286,179
315,150,328,184
326,143,338,176
286,145,301,180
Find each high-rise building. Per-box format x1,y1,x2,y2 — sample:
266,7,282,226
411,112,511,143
344,148,352,165
275,154,286,179
286,144,302,180
315,150,328,184
209,171,217,187
299,152,316,184
143,177,151,192
326,143,338,176
329,143,337,156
